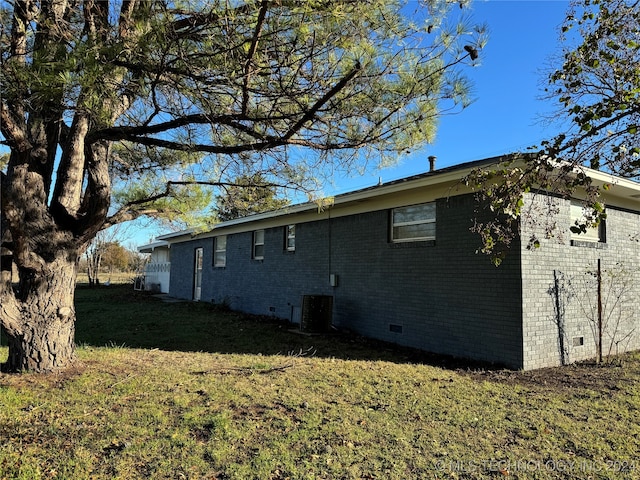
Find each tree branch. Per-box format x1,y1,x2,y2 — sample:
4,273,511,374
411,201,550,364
0,208,18,327
282,62,361,141
118,0,138,37
7,0,34,124
549,104,640,163
51,113,90,217
89,114,227,141
83,0,110,41
76,141,112,243
242,0,270,115
0,290,22,338
104,176,294,227
0,102,30,152
167,3,256,36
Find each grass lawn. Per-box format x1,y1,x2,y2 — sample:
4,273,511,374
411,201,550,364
0,285,639,479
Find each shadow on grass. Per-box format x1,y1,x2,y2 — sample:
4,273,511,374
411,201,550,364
74,284,497,369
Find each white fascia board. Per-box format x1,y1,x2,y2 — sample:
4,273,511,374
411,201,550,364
137,240,170,253
583,167,640,196
540,160,640,208
143,155,640,246
157,228,197,239
167,156,519,243
183,158,507,242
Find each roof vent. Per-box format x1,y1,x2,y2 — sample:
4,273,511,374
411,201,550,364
428,156,437,172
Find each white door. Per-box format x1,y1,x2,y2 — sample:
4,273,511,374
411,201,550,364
193,247,203,301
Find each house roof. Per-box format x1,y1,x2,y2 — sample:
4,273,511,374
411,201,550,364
137,240,170,253
141,153,640,245
156,229,198,241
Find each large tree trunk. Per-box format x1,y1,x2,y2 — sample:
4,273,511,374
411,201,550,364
2,258,78,373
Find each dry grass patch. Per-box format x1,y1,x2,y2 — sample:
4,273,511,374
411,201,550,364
0,285,639,479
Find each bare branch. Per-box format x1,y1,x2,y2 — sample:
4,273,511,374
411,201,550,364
89,114,232,141
51,114,90,217
282,62,362,141
76,141,112,242
242,0,270,115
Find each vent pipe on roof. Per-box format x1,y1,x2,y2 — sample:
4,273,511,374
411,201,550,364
428,156,437,172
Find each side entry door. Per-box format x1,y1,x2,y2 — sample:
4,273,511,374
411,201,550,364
193,247,203,301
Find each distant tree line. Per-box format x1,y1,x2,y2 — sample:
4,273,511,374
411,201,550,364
82,231,148,286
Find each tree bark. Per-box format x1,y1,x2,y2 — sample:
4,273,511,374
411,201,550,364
2,258,78,373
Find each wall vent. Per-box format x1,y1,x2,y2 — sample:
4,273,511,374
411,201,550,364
389,324,403,334
572,336,584,347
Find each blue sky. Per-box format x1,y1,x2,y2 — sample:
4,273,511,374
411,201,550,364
328,0,571,195
133,0,573,245
0,0,573,246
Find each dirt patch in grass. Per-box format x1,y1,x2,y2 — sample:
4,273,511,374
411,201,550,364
461,358,632,393
0,362,87,390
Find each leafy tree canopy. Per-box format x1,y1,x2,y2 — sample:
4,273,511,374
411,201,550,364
213,173,290,222
1,0,486,230
0,0,485,372
546,0,640,174
468,0,640,262
101,242,130,272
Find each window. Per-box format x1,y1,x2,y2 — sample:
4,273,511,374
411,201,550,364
570,200,605,243
391,202,436,242
253,230,265,259
285,225,296,251
214,235,227,267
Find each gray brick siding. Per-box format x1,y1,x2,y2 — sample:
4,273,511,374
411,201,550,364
169,193,524,368
521,193,640,369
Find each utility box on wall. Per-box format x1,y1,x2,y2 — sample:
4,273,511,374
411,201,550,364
300,295,333,333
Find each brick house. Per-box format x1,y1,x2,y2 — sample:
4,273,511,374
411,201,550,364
141,155,640,370
137,240,171,293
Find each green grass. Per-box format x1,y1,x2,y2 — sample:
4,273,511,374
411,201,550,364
0,285,639,479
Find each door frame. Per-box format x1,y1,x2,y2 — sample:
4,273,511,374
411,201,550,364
193,247,203,301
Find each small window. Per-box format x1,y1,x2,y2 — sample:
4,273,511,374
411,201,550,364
285,225,296,251
253,230,265,259
214,235,227,267
391,202,436,242
570,201,604,243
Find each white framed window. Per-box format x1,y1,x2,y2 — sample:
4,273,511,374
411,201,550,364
391,202,436,242
214,235,227,267
253,230,265,259
285,225,296,251
570,200,604,243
